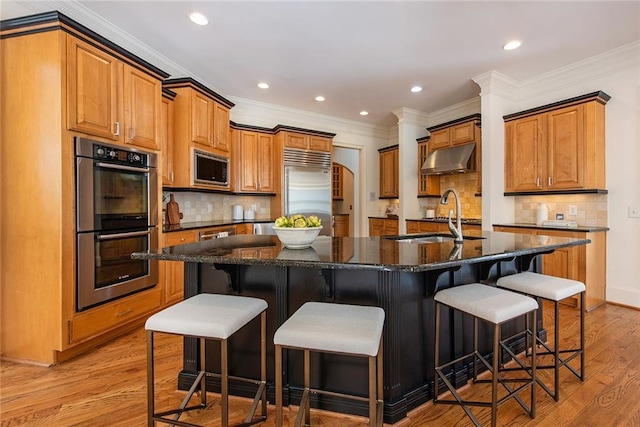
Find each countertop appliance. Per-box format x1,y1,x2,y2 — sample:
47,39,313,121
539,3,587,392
283,148,332,236
232,204,244,220
75,137,158,311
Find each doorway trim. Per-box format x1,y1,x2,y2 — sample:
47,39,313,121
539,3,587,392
332,142,365,237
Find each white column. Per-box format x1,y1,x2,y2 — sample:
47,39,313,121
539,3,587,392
392,108,429,234
472,71,519,230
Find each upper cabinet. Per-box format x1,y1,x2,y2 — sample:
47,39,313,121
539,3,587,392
233,126,275,193
67,37,162,150
429,119,478,150
160,88,176,186
379,145,398,199
416,137,440,197
279,130,332,152
163,78,235,190
332,164,344,200
504,92,610,195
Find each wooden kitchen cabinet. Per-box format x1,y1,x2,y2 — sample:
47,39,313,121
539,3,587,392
417,138,441,197
1,15,170,365
67,36,162,150
234,129,274,193
333,214,349,237
332,164,344,200
406,220,448,234
369,217,399,236
428,118,479,150
163,78,235,189
379,145,399,199
162,230,197,304
493,225,606,311
160,89,176,186
280,131,332,152
504,92,609,195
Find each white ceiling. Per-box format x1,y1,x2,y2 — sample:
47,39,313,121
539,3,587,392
2,1,639,128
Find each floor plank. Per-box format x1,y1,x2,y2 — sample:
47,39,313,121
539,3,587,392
2,302,640,426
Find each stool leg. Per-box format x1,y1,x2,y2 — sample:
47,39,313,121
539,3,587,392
304,350,311,426
368,355,376,427
491,323,499,427
221,338,229,427
531,309,537,419
275,344,283,427
554,300,560,401
434,302,441,401
200,337,207,408
261,311,267,416
377,338,384,427
580,291,586,381
147,330,154,427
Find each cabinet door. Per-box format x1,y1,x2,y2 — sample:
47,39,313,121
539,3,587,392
429,128,450,149
379,149,398,198
238,131,259,192
283,132,307,149
67,37,120,140
417,142,440,196
332,164,344,200
123,65,161,150
333,215,349,237
163,231,196,304
369,218,384,236
505,115,545,192
406,221,421,234
257,133,274,192
546,104,585,190
309,136,331,152
160,96,174,185
451,121,476,145
212,102,230,152
191,91,212,147
384,219,399,236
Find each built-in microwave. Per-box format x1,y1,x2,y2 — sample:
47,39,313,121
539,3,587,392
192,149,229,187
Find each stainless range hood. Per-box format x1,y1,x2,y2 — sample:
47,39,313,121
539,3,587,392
421,142,476,175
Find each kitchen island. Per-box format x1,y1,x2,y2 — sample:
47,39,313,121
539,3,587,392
133,231,589,423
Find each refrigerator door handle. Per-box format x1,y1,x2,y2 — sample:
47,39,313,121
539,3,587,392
283,167,289,216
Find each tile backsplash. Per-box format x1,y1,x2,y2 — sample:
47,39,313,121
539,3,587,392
514,194,608,227
161,192,272,223
419,172,482,219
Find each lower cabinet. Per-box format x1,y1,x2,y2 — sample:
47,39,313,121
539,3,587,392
406,220,448,234
369,217,399,236
162,230,197,305
333,214,349,237
493,226,606,311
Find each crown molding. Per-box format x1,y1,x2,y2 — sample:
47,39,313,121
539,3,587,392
392,107,429,127
518,40,640,100
425,96,481,128
472,70,519,102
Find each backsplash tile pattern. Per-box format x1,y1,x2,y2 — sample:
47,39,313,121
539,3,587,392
161,192,272,224
514,194,608,227
419,172,482,219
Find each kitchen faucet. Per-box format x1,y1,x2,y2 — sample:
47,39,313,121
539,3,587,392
440,188,463,243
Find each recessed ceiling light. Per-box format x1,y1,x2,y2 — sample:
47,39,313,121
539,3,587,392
257,82,269,89
315,96,325,102
411,86,423,93
189,12,209,26
359,111,369,116
503,40,522,51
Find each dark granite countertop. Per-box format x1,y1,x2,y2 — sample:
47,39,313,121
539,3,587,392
493,223,609,233
406,218,482,225
163,219,276,233
133,231,590,273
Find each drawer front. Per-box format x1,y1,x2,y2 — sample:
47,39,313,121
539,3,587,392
70,286,162,343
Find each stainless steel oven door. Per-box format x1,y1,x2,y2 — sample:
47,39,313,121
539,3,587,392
76,156,157,232
77,227,158,311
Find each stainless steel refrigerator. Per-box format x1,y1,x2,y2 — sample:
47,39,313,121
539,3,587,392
283,148,332,236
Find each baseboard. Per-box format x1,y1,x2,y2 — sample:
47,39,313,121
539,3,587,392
606,285,640,309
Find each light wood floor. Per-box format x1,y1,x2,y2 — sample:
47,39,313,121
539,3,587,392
2,301,640,426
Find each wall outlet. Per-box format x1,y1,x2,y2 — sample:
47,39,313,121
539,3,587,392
569,205,578,215
629,206,640,218
369,191,376,201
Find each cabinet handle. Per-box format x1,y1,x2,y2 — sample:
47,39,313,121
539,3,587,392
536,177,540,187
114,121,120,136
116,308,133,317
548,176,552,186
169,172,174,183
129,127,135,141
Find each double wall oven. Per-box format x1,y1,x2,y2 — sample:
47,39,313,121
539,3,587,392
75,137,158,311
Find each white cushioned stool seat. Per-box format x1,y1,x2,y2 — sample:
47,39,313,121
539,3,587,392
497,272,585,302
274,302,385,356
274,302,385,427
434,283,539,323
145,293,268,339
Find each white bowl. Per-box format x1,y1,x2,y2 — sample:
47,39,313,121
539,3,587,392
273,226,322,249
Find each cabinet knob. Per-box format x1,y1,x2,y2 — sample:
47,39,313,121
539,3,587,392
548,176,553,186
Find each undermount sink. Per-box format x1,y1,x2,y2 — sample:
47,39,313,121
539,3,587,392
384,233,485,243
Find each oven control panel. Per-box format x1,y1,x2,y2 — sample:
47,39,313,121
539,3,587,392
93,145,148,167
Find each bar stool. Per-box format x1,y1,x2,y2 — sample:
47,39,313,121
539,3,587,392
273,302,385,427
497,272,586,401
145,293,268,427
434,283,538,427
